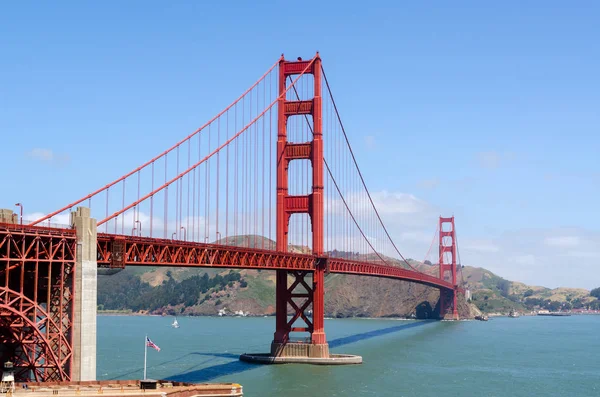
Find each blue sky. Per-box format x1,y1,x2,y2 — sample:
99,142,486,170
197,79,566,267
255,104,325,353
1,1,599,288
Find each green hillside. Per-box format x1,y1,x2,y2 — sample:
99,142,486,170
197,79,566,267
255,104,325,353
461,266,598,313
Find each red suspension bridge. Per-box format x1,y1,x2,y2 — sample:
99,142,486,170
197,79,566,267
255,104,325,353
0,53,464,382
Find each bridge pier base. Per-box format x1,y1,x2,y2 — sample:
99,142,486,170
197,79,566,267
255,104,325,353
240,268,361,365
270,269,331,359
270,342,330,358
439,289,460,321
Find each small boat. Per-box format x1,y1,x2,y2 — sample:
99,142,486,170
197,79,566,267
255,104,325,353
474,315,488,321
171,317,180,328
509,309,520,318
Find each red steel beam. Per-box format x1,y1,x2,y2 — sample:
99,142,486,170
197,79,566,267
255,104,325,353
96,233,458,291
284,100,313,115
328,258,458,291
2,224,459,291
96,234,314,271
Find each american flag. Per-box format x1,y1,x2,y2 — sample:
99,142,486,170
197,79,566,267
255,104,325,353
146,336,161,352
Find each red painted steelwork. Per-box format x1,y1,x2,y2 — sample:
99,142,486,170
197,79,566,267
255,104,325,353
439,216,459,319
274,53,327,346
96,234,314,270
283,271,314,335
95,233,457,291
328,258,456,291
0,223,76,382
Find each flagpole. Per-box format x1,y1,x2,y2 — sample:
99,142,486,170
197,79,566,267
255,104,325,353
143,334,147,380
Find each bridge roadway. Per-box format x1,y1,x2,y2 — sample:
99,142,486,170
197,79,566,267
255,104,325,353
97,233,457,291
0,222,457,291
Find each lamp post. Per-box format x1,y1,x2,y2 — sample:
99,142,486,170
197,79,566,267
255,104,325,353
180,226,186,241
134,220,142,236
14,203,23,225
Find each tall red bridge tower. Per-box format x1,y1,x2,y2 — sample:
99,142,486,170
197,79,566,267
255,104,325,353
439,216,459,320
272,54,329,357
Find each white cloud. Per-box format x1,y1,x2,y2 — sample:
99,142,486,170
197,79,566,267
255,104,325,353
323,190,442,260
416,178,440,190
567,251,600,259
476,151,501,169
544,236,581,248
398,231,434,244
26,148,70,165
458,228,600,289
475,151,516,169
512,254,536,266
23,212,71,226
364,135,376,150
370,191,432,215
28,148,55,161
460,239,500,253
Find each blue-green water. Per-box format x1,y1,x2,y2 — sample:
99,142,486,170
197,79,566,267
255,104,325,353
98,315,599,396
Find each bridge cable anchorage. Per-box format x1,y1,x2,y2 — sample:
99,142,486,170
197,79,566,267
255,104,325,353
29,56,284,227
320,66,422,273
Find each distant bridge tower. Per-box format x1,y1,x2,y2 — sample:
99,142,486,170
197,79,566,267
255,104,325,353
273,54,329,358
439,216,459,320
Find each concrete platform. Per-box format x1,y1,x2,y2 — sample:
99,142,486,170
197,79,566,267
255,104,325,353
15,379,243,397
239,353,362,365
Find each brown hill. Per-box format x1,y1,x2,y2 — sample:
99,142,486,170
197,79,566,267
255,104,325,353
98,235,478,319
102,235,596,318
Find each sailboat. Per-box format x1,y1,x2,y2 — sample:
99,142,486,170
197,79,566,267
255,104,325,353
171,317,180,328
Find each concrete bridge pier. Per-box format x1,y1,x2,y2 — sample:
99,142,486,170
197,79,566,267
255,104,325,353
70,207,97,381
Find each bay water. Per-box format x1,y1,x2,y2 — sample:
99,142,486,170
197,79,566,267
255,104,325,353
98,315,599,396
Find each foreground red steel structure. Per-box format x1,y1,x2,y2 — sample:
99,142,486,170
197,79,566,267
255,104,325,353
1,54,462,381
0,224,75,382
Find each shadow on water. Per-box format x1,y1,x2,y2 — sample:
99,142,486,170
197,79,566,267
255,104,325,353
168,359,250,383
190,352,240,359
165,320,435,383
106,352,240,380
328,320,433,348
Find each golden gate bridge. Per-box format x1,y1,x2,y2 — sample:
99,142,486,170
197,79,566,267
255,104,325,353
0,53,464,382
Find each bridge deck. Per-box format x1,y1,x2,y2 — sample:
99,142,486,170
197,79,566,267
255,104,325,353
0,224,456,291
97,233,456,291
